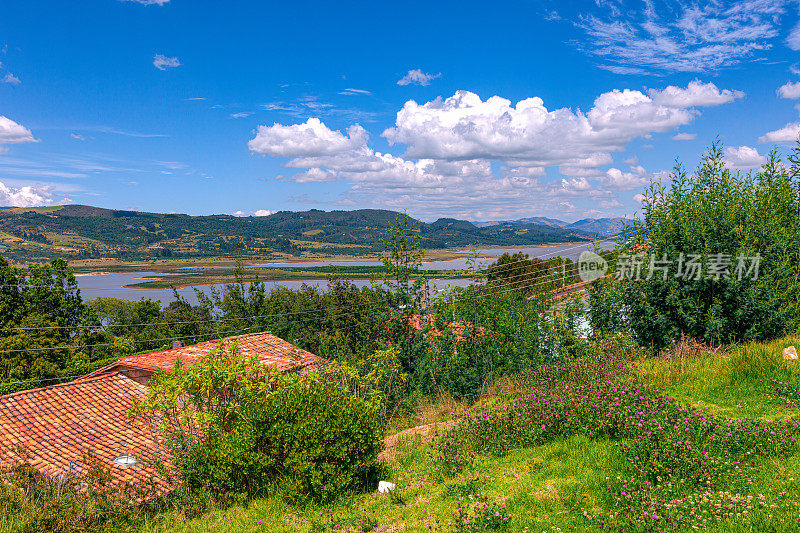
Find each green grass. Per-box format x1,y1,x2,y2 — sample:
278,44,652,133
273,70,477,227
141,435,626,533
635,334,800,420
140,334,800,533
8,335,800,532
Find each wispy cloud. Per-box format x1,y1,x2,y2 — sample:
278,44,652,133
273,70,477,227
397,69,441,86
2,72,20,85
576,1,790,74
80,126,166,138
229,112,253,119
672,132,697,141
153,54,180,70
120,0,170,5
598,65,650,76
787,21,800,50
260,95,377,122
338,88,371,96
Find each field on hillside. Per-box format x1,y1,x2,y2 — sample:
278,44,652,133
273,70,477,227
0,205,594,264
140,335,800,533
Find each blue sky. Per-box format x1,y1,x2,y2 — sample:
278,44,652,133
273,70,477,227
1,0,800,222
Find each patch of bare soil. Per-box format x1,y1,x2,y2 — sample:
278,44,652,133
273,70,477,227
379,420,458,466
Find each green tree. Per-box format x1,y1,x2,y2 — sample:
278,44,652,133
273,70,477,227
380,212,426,311
593,140,800,349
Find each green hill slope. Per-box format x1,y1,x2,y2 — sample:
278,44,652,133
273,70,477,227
0,205,593,262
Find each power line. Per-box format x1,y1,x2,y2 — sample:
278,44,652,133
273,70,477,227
0,286,503,389
0,234,626,336
0,261,601,339
0,233,626,292
0,267,607,388
0,249,604,333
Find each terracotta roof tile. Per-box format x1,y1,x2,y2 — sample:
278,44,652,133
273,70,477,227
1,331,324,493
89,331,326,378
400,313,487,342
0,372,170,493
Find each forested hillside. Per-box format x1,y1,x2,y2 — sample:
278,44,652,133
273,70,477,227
0,205,593,262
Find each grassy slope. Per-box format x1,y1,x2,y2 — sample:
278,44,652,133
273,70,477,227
636,334,800,420
145,336,800,533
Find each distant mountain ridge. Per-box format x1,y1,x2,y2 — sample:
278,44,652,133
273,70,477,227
0,205,596,263
474,216,627,236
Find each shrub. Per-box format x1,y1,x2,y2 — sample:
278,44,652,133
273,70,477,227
590,141,800,349
133,341,384,504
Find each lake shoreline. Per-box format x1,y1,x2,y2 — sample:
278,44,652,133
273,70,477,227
66,240,605,275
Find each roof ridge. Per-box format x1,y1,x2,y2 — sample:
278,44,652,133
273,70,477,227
0,371,132,401
117,330,276,361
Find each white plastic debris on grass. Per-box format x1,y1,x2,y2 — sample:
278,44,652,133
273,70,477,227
378,481,396,493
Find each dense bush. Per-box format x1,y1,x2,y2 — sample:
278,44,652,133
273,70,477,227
133,341,384,504
590,141,800,349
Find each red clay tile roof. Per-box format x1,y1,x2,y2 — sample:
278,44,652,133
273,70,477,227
0,331,324,493
0,372,170,493
89,331,325,378
400,313,487,342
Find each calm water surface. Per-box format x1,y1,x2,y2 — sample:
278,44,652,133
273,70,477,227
75,242,615,305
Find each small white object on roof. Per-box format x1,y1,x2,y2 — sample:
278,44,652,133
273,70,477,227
113,454,138,467
378,480,396,493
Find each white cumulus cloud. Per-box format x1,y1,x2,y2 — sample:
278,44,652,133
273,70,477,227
397,69,441,86
648,80,743,107
724,146,767,170
0,116,36,145
778,81,800,99
249,118,369,158
233,209,277,217
248,81,738,219
383,83,736,165
603,166,652,190
759,122,800,144
0,180,56,207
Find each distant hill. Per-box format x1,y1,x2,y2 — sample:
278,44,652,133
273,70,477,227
474,216,568,228
0,205,595,263
565,218,627,236
474,216,627,236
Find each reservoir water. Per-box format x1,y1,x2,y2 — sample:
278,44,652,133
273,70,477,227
75,241,615,306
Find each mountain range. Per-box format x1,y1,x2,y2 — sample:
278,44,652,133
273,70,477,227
474,216,628,236
0,205,598,263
